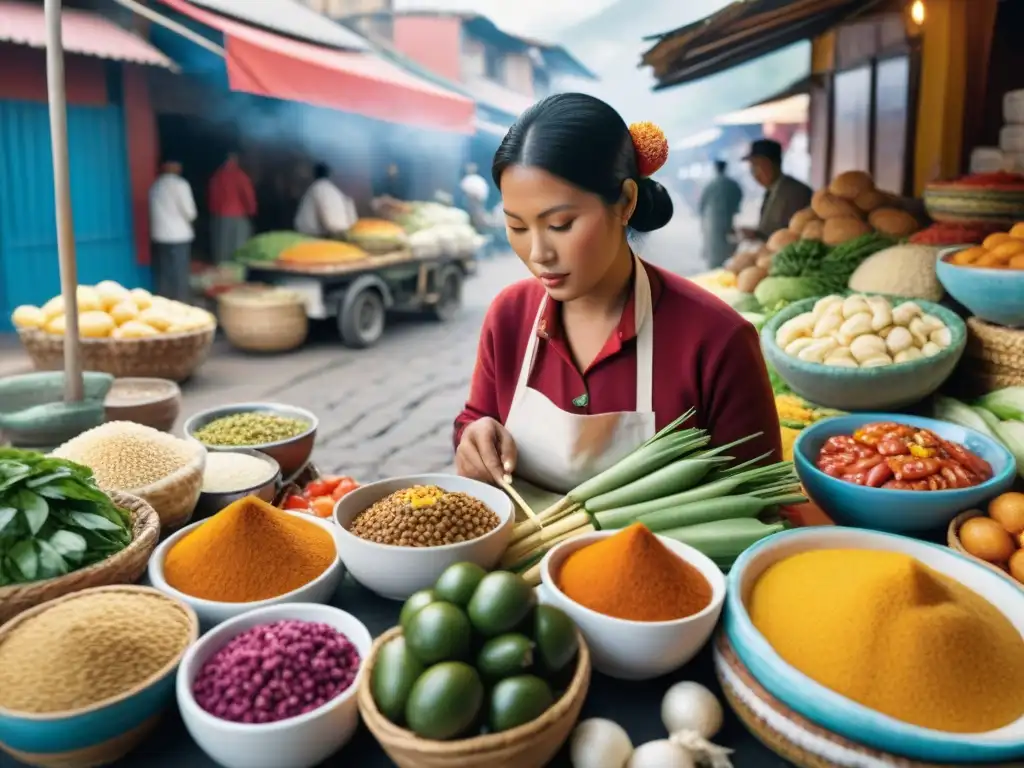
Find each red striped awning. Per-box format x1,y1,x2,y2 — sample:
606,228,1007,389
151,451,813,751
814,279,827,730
0,0,175,68
156,0,475,134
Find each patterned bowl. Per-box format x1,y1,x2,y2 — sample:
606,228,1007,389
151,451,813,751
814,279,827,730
936,246,1024,328
923,179,1024,227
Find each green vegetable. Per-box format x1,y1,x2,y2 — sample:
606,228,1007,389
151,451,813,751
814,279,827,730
739,311,767,331
371,636,424,725
433,562,487,607
467,571,536,637
754,276,831,307
233,231,313,263
973,406,1004,433
488,675,554,733
992,421,1024,480
533,605,579,675
661,517,789,562
404,661,484,740
0,450,132,586
933,395,998,439
399,589,438,633
769,240,830,278
822,232,894,270
977,387,1024,422
477,634,535,682
404,602,473,665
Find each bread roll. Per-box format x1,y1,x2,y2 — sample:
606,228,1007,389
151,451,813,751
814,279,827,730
802,220,825,241
767,228,799,253
788,207,819,234
725,249,758,274
755,253,773,270
829,171,875,200
812,189,862,220
823,217,873,246
869,207,920,238
737,265,768,293
854,188,889,213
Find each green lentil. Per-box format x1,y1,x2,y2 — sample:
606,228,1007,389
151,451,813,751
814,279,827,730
194,412,309,446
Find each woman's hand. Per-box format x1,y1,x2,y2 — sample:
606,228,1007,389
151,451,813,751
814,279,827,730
455,417,517,486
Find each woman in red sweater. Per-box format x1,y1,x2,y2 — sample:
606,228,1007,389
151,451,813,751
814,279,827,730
453,93,781,492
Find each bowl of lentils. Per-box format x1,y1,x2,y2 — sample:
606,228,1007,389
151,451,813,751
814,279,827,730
333,474,515,601
176,602,372,768
184,403,317,479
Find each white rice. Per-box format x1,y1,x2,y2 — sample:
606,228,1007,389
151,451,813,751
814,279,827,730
202,452,276,493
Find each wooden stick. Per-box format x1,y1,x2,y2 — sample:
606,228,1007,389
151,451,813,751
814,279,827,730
499,478,540,529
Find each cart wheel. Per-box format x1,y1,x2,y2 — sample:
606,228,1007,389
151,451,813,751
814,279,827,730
431,265,463,322
338,286,386,348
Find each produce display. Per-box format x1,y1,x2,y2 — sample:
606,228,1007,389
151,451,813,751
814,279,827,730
816,422,993,490
192,411,311,446
283,474,361,518
775,395,845,461
11,281,216,338
774,294,953,368
0,588,192,713
233,231,313,264
503,409,802,581
933,389,1024,478
279,240,370,265
748,548,1024,732
956,493,1024,582
371,563,579,739
162,496,336,602
846,244,945,301
558,523,712,622
193,619,360,724
349,485,500,546
346,218,409,252
909,221,1003,246
945,223,1024,269
0,449,132,586
200,452,277,493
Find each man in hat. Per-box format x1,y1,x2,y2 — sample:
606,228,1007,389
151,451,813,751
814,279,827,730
738,138,812,242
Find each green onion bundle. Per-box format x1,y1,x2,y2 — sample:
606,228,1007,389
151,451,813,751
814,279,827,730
504,409,804,584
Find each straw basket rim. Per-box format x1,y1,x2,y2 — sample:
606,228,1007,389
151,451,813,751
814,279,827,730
358,626,590,756
0,584,198,721
17,325,216,345
946,510,1023,587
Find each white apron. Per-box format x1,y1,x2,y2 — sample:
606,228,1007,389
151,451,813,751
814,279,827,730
504,255,656,495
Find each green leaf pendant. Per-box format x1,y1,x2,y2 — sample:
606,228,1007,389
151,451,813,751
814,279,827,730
572,393,589,408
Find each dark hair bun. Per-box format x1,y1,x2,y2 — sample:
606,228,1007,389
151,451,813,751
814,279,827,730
629,178,674,232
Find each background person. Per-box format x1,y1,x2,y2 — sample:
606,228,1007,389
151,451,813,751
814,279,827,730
698,159,743,268
294,163,358,238
738,138,812,243
208,151,256,264
148,158,196,303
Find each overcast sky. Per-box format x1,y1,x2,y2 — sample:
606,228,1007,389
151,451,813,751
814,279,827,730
393,0,616,36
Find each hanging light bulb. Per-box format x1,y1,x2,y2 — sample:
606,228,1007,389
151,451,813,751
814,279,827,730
910,0,926,26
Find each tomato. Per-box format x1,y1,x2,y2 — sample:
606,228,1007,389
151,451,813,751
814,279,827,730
310,496,335,518
331,478,359,501
305,480,334,497
283,494,309,510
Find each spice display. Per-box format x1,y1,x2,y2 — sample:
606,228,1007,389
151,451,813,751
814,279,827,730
503,409,802,582
372,564,577,740
192,620,360,724
193,412,311,446
52,420,198,491
557,524,712,622
909,221,1003,246
946,223,1024,269
350,485,500,546
201,452,277,493
163,496,336,602
282,474,360,518
956,492,1024,584
815,422,993,490
774,294,954,369
749,548,1024,733
0,589,193,713
0,449,132,586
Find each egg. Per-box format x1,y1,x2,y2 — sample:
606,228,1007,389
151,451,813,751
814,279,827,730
44,314,66,335
129,288,153,310
95,280,129,310
78,311,116,338
75,286,102,313
989,492,1024,537
112,320,159,339
108,300,140,325
138,307,171,332
41,295,64,320
11,305,46,329
960,516,1016,564
1009,550,1024,584
627,740,694,768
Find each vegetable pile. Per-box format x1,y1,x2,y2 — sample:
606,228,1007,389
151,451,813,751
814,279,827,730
282,474,360,519
933,388,1024,478
0,450,132,586
233,232,313,264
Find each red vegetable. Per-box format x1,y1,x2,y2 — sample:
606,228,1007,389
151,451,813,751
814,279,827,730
331,478,358,501
283,494,309,510
310,496,335,518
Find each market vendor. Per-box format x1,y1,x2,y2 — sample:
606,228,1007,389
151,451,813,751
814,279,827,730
737,139,812,243
294,162,358,238
453,93,782,491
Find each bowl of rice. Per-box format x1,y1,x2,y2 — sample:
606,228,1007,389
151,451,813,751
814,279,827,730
193,449,281,521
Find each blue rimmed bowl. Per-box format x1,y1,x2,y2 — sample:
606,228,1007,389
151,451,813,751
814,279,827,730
794,413,1016,533
761,296,966,411
725,526,1024,763
936,246,1024,328
0,585,198,768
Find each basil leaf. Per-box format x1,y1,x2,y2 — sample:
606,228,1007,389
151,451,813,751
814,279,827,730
69,511,123,532
0,507,17,535
41,479,107,504
36,540,69,579
26,469,72,488
10,540,38,582
49,530,87,562
13,490,49,535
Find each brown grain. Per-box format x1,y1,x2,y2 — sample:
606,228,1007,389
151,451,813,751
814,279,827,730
350,485,500,547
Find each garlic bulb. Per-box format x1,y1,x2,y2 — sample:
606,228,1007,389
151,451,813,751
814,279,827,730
570,719,633,768
628,740,694,768
661,682,724,739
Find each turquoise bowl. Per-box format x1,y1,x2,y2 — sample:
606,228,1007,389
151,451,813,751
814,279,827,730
936,246,1024,328
794,413,1016,533
0,586,198,767
726,527,1024,763
761,296,966,411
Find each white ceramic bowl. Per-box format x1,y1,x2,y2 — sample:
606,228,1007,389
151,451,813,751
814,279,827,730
538,530,726,681
726,527,1024,763
148,509,345,627
332,473,514,601
176,603,372,768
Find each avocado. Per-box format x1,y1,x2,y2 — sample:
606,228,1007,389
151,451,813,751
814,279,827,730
533,604,579,675
404,601,472,665
370,636,424,725
467,571,536,637
477,633,534,682
399,589,438,633
405,662,484,740
434,562,487,607
488,675,555,733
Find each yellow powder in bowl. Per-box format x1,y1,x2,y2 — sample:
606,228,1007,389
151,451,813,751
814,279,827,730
749,548,1024,733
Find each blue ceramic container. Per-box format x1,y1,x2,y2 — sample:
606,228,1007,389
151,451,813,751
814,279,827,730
936,246,1024,328
794,413,1016,533
0,586,198,766
761,296,966,412
725,527,1024,763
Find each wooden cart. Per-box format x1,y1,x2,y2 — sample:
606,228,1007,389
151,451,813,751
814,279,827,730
244,249,475,348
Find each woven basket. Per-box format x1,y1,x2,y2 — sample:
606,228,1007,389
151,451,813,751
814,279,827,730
359,627,591,768
218,288,308,353
126,447,205,530
0,491,161,626
946,510,1024,587
18,326,215,382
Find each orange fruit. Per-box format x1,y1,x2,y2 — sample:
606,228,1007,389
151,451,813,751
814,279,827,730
975,252,1006,268
952,246,987,265
983,232,1015,249
1008,222,1024,239
1010,254,1024,269
1010,550,1024,584
989,240,1024,260
960,516,1016,563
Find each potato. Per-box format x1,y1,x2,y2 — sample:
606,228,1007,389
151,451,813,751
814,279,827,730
737,265,768,293
789,208,819,234
11,305,45,329
767,228,799,253
823,217,872,246
802,220,824,241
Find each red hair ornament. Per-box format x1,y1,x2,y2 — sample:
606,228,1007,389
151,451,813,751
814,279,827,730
629,122,669,178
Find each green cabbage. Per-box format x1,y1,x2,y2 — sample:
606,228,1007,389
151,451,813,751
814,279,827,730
754,276,828,308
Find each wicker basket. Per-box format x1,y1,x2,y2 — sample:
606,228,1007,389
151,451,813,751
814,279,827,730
218,288,308,353
127,447,205,530
950,318,1024,395
0,491,161,626
18,326,216,382
359,627,591,768
946,510,1023,587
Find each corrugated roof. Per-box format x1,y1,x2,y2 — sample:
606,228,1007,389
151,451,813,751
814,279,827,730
185,0,370,51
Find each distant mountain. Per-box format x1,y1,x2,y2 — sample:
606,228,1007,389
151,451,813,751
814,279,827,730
554,0,808,143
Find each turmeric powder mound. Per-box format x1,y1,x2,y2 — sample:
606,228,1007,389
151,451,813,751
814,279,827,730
164,496,336,602
557,523,712,622
749,549,1024,733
